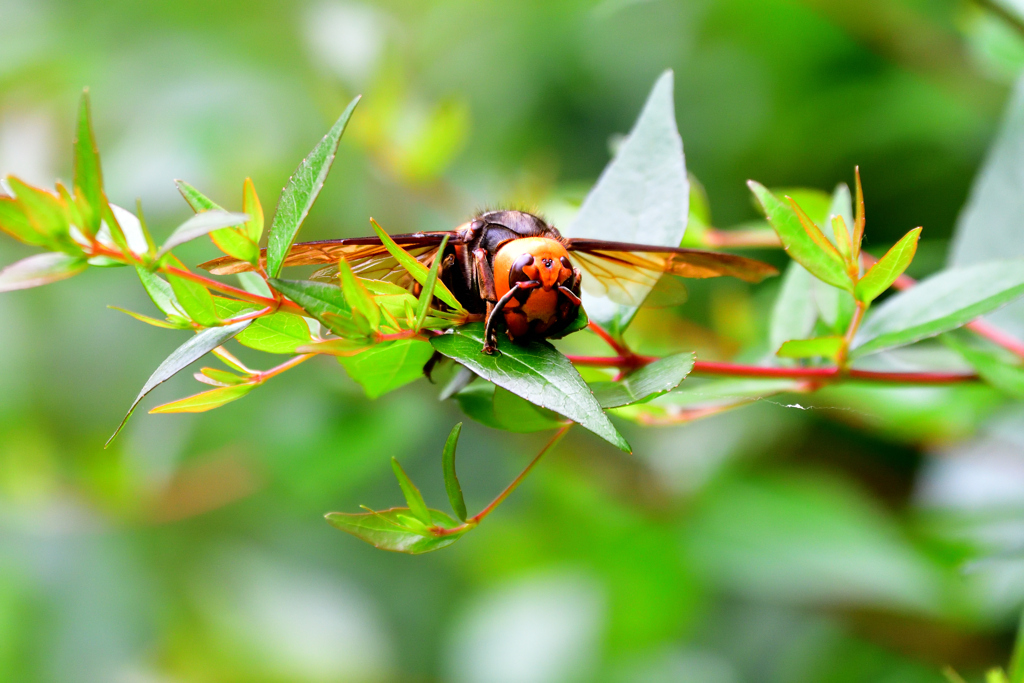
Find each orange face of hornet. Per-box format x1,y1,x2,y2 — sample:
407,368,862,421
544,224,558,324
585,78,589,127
491,236,581,340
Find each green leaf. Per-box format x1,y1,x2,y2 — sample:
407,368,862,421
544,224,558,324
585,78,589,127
242,178,263,244
107,320,252,445
391,458,432,526
769,261,817,355
212,297,313,354
589,352,695,408
109,306,190,329
943,333,1024,399
197,367,248,386
431,323,630,451
950,79,1024,339
157,210,249,258
369,219,464,311
453,383,567,433
442,423,467,522
136,267,186,318
0,252,87,292
564,70,688,335
338,339,434,398
174,180,260,265
168,273,220,326
267,278,353,336
852,259,1024,358
236,271,272,297
415,235,449,330
149,383,256,414
337,258,380,331
5,177,71,243
325,508,465,554
855,228,921,304
266,96,360,278
777,336,844,360
0,196,46,246
748,181,854,292
73,89,105,235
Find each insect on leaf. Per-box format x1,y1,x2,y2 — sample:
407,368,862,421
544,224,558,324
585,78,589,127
0,252,87,292
431,323,630,452
325,508,465,554
391,458,432,526
149,383,257,414
442,423,467,522
589,352,695,408
266,95,360,278
107,319,252,445
854,227,921,304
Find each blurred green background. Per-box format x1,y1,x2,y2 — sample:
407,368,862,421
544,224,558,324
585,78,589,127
5,0,1024,681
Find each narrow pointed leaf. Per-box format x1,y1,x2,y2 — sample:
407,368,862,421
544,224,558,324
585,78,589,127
338,258,380,330
6,177,70,241
136,267,185,318
149,383,256,414
415,235,449,330
73,90,105,234
157,210,249,258
788,196,844,265
853,166,865,255
852,260,1024,358
431,323,630,452
391,458,432,526
749,181,854,292
0,196,45,245
832,214,852,261
325,508,464,554
854,227,921,304
198,367,248,386
168,273,220,326
589,352,694,408
107,319,252,445
242,177,264,244
175,180,260,265
108,306,189,329
442,423,467,521
369,219,464,311
0,252,87,292
266,96,360,278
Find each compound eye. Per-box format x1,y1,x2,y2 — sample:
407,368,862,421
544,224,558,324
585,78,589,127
560,256,571,270
509,253,536,287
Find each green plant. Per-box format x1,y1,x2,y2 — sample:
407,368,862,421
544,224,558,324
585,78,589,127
3,73,1024,563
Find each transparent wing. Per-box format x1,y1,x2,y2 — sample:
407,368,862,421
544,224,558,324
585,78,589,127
566,239,777,307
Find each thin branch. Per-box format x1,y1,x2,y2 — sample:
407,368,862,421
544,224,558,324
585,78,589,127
566,355,978,384
254,353,313,382
469,426,570,524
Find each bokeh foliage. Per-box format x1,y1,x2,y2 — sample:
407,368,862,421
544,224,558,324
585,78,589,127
5,1,1024,682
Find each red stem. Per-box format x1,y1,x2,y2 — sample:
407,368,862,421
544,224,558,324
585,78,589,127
587,320,630,355
566,355,977,384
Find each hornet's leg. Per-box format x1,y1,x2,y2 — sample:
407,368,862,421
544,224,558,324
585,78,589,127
557,286,581,306
473,248,497,302
483,281,539,354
